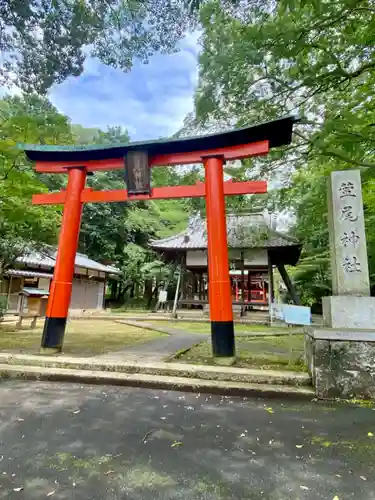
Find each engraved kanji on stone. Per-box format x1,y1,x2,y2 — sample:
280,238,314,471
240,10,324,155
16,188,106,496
339,181,356,199
340,205,358,222
341,230,360,247
342,256,361,273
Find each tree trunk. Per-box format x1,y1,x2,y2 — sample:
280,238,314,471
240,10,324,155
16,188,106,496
144,280,154,308
110,280,118,300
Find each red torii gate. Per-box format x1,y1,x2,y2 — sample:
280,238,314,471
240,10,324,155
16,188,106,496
23,116,297,359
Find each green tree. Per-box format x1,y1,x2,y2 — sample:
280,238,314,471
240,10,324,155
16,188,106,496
0,94,73,275
0,0,206,94
74,125,199,304
196,0,375,174
194,0,375,304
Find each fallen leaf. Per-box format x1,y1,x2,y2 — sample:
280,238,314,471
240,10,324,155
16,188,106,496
368,432,373,437
47,491,55,496
171,441,183,448
360,476,367,481
296,444,304,449
105,470,115,476
265,407,274,414
300,486,309,491
13,487,23,492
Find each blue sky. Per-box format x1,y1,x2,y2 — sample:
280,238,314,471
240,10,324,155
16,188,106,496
49,33,200,142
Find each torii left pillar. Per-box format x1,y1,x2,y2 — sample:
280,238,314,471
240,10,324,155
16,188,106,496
41,167,87,353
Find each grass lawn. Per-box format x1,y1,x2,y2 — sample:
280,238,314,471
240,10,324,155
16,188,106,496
151,320,301,335
173,334,307,372
0,319,165,356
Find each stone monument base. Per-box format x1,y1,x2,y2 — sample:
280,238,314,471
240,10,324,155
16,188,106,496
305,328,375,399
323,296,375,329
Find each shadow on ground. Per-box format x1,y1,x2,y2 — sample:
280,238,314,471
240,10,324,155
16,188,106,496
0,380,374,499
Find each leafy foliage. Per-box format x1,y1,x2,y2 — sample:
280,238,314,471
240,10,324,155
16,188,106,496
0,0,203,94
0,94,71,275
194,0,375,304
72,124,202,302
0,95,199,302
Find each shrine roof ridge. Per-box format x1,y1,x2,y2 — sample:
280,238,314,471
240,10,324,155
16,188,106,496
20,115,299,163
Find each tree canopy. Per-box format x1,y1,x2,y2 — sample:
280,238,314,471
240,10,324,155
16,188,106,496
0,0,211,94
194,0,375,304
0,94,71,274
0,94,202,303
3,0,375,307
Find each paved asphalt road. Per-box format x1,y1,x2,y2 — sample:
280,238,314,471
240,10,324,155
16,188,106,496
0,381,374,499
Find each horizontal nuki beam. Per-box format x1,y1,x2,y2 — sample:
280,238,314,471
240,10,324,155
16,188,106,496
32,180,267,205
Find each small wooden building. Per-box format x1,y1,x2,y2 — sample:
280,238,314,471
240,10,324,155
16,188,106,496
1,249,120,314
150,213,302,311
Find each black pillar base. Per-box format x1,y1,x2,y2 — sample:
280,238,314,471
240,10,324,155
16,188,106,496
211,321,235,357
41,316,67,351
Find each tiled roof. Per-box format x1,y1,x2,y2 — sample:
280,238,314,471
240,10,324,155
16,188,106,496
150,213,301,251
6,269,54,279
15,249,120,275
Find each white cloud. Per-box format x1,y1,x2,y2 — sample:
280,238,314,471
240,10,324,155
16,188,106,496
49,32,201,141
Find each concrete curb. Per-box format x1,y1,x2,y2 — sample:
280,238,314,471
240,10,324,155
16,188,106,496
0,364,315,399
0,353,311,386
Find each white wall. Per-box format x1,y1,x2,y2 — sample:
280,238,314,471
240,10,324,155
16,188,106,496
186,250,207,267
38,278,51,290
244,249,268,266
187,249,268,267
70,279,103,310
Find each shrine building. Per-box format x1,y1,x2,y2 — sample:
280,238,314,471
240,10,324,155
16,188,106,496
150,212,302,314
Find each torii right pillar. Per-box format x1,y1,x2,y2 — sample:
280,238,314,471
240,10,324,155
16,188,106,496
204,155,235,361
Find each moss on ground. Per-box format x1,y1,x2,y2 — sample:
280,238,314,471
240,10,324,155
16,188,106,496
309,434,375,462
173,335,307,372
0,319,165,355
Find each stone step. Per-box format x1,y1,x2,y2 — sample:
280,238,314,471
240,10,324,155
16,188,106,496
0,364,314,399
0,354,311,387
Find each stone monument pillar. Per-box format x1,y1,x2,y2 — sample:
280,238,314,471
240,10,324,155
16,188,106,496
305,170,375,399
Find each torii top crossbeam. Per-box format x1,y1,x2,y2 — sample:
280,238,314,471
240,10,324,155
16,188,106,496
22,115,297,358
24,115,296,169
